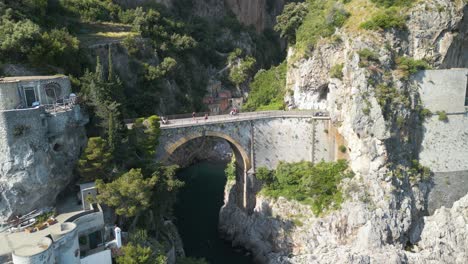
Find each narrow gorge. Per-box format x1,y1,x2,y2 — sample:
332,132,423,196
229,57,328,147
0,0,467,264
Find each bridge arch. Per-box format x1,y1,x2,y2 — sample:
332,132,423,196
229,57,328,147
161,131,251,173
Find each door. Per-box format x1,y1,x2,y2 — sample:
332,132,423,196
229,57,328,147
24,88,36,107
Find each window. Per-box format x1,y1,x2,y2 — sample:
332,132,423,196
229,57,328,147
44,82,61,104
23,87,36,107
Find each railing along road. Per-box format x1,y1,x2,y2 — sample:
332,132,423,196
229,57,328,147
157,110,329,129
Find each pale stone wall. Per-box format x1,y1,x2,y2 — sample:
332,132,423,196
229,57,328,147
420,114,468,213
414,69,468,113
420,114,468,172
415,69,468,213
253,118,314,169
252,118,336,169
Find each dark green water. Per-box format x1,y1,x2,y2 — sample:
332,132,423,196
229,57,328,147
174,161,253,264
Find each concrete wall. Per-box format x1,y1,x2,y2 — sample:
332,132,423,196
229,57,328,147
71,210,105,237
420,114,468,214
420,114,468,172
252,118,336,169
416,69,468,214
11,238,54,264
80,249,111,264
50,223,80,264
414,69,468,113
0,82,21,110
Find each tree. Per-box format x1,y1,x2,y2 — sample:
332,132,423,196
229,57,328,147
144,57,177,81
78,137,112,182
229,56,256,91
96,168,157,217
274,2,308,43
0,17,41,58
243,62,286,111
117,229,169,264
129,115,161,162
29,28,80,72
116,243,163,264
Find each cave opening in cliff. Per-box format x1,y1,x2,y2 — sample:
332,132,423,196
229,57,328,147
318,83,330,101
169,136,253,263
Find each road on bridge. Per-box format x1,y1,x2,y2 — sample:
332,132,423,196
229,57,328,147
157,110,329,129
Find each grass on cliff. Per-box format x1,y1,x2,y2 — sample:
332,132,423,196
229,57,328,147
293,0,351,58
257,160,353,215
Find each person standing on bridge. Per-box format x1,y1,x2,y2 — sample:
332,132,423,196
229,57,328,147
204,113,208,121
192,112,196,119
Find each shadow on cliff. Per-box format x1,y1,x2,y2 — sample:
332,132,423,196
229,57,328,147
220,180,296,264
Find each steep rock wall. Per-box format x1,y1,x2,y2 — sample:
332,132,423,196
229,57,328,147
0,107,87,222
219,0,467,263
115,0,285,32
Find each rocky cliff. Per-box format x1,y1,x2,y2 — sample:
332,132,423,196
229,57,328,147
0,107,87,223
220,0,467,263
115,0,285,32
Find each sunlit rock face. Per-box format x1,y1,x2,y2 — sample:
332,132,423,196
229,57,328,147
220,0,468,263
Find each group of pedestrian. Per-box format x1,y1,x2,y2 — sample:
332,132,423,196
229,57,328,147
192,112,209,120
229,107,238,116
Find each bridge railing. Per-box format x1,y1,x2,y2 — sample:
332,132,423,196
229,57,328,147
158,110,329,128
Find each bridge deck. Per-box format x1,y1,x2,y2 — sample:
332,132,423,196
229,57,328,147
158,110,329,129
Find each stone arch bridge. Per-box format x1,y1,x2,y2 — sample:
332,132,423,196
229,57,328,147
155,111,344,211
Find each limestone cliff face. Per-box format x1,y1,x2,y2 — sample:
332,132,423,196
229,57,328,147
220,0,467,263
0,107,87,223
116,0,285,32
225,0,285,32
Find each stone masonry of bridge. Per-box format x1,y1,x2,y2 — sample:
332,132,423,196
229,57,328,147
155,111,345,211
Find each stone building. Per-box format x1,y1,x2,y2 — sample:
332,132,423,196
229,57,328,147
0,75,74,110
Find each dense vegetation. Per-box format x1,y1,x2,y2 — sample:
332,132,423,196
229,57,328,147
243,62,287,111
0,0,284,117
256,160,353,215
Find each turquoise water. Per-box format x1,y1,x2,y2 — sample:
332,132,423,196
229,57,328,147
174,161,253,264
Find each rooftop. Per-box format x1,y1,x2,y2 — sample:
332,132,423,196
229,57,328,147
0,75,66,84
0,193,87,256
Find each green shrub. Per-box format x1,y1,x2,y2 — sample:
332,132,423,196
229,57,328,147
357,48,379,67
244,62,287,111
274,2,309,43
225,156,236,181
409,160,432,181
339,145,347,153
396,115,405,128
363,107,371,115
59,0,121,22
437,111,448,122
375,84,398,107
330,63,344,80
370,0,413,8
13,125,30,137
294,0,350,56
256,167,274,185
360,8,407,30
396,57,430,80
260,160,353,215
